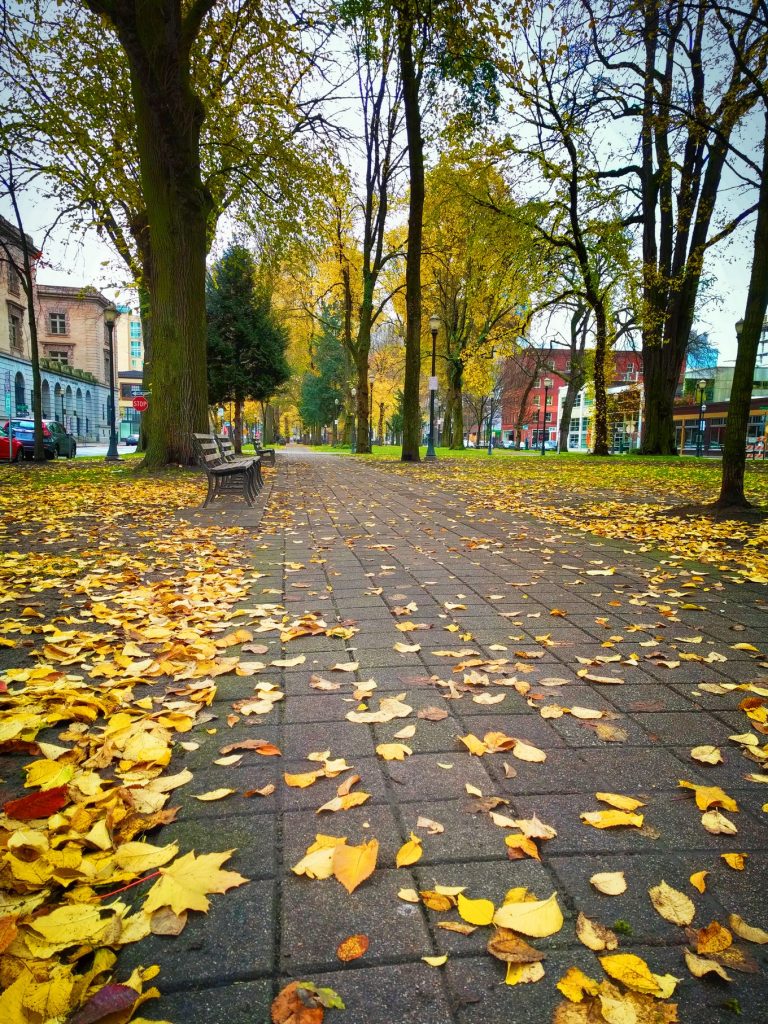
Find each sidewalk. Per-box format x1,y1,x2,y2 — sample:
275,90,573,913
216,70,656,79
122,451,768,1023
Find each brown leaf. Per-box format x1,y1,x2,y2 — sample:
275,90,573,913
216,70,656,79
271,982,324,1024
576,912,619,951
219,738,282,756
417,706,448,721
487,927,546,963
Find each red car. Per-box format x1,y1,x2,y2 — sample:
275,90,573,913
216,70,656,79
0,427,24,462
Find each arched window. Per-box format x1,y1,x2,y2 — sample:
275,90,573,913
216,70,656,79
41,380,51,418
14,372,26,414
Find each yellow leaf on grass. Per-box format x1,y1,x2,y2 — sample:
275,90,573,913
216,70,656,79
493,892,563,936
580,810,644,829
457,893,495,926
422,954,448,967
689,870,709,893
376,742,412,761
595,793,645,812
332,839,378,893
599,953,662,995
396,833,423,867
728,913,768,944
721,852,747,870
317,792,371,813
648,880,695,926
459,734,488,756
144,850,248,915
556,966,601,1003
590,871,627,895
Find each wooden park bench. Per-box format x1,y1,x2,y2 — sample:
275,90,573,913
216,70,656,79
191,433,260,507
256,446,276,466
216,435,265,490
746,439,766,460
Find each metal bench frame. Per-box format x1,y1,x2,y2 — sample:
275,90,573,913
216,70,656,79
215,435,265,492
191,433,260,507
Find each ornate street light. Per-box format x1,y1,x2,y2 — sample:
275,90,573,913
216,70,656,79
426,315,440,460
696,378,708,457
369,376,375,446
350,387,357,453
103,304,120,462
541,377,553,455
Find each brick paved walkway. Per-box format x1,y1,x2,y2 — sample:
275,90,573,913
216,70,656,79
123,452,768,1023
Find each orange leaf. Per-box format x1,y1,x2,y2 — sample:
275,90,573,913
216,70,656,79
336,933,369,961
332,839,379,894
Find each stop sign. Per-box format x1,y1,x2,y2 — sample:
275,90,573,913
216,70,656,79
132,395,148,412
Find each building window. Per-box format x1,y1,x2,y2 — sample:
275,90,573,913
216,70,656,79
49,311,67,335
545,412,552,423
129,320,142,339
626,362,634,374
533,394,541,406
104,351,111,382
7,261,21,295
130,339,142,359
8,309,23,352
47,348,70,365
546,392,553,406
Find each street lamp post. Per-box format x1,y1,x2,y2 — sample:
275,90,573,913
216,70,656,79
369,377,375,446
333,397,339,445
541,377,552,455
104,304,120,461
350,387,357,453
696,378,707,457
426,314,439,460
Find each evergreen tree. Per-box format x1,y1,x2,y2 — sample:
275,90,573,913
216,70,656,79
298,310,346,442
207,245,290,451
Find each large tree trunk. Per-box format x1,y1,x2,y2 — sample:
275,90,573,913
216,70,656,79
640,343,683,454
397,0,423,462
85,0,214,468
717,120,768,507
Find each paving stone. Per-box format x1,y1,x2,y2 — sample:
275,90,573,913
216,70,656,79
383,753,496,804
148,980,273,1024
303,962,455,1024
118,881,275,987
281,868,434,972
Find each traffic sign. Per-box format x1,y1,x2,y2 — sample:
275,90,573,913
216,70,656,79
132,395,149,412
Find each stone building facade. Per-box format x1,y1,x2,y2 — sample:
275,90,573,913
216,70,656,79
1,215,112,441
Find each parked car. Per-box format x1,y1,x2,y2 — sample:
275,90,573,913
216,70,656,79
3,419,57,460
122,434,139,446
0,426,24,462
45,420,77,457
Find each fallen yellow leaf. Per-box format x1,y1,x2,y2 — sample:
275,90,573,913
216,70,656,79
395,833,423,868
